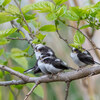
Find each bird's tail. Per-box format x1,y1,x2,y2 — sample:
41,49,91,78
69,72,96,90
94,61,100,65
24,67,34,73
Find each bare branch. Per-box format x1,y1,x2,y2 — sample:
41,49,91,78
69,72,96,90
0,65,29,81
55,22,72,49
65,81,70,100
14,0,33,37
24,82,39,100
87,47,100,51
6,37,27,40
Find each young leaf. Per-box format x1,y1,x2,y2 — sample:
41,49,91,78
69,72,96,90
12,67,25,73
39,25,56,32
26,83,44,98
0,49,4,56
6,4,20,15
80,24,90,29
0,12,17,24
65,7,83,21
35,33,46,40
0,28,17,38
32,39,39,44
56,5,67,17
46,13,57,21
24,13,36,20
0,0,5,5
0,71,3,78
22,1,55,13
74,31,85,45
0,38,9,45
2,0,11,6
53,0,68,5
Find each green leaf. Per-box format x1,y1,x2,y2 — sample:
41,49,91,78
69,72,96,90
40,25,56,32
12,67,25,73
24,13,36,20
0,0,4,5
27,83,44,98
0,71,3,78
80,24,90,29
22,1,55,13
69,43,81,48
36,33,46,40
53,0,68,5
0,59,8,65
0,49,4,56
56,5,67,17
24,46,31,52
0,38,9,45
9,91,14,100
0,28,17,38
46,13,57,21
2,0,11,6
74,31,85,45
32,39,39,44
0,12,16,24
13,84,24,90
6,4,20,15
11,48,28,69
65,7,83,21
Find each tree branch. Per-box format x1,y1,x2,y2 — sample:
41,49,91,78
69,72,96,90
0,65,100,86
14,0,33,37
65,81,70,100
55,21,72,49
0,65,29,81
6,37,27,40
24,82,39,100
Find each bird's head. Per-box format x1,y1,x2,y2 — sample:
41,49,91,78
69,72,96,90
72,47,81,54
35,44,45,52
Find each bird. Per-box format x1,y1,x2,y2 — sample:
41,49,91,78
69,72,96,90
70,47,100,68
24,44,75,74
24,55,75,74
24,44,56,74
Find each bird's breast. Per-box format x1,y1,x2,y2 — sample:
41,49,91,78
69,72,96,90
70,52,86,67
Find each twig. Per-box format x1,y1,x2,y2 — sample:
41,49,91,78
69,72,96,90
87,47,100,51
11,20,35,48
6,37,27,40
24,82,39,100
14,0,33,38
8,86,17,100
55,21,72,49
65,81,70,100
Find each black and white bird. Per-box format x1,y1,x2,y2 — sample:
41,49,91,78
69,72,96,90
24,44,75,74
24,55,75,74
70,47,100,68
24,44,56,74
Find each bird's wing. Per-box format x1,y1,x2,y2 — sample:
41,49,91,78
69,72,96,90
43,57,75,70
34,67,41,74
77,51,94,64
